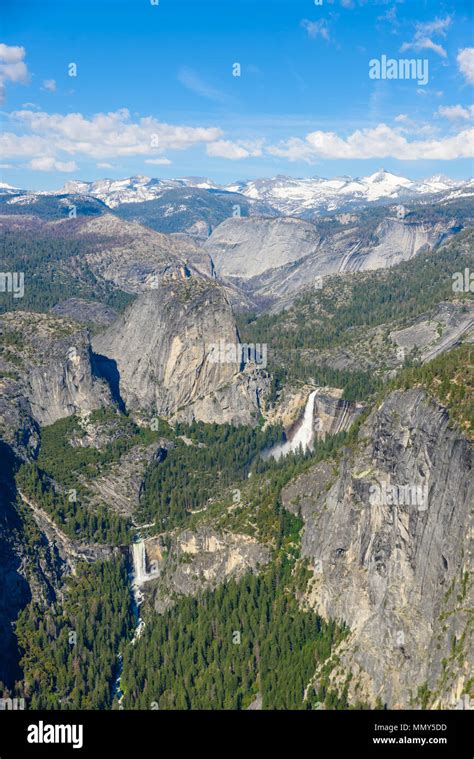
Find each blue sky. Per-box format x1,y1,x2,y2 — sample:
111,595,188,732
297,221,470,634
0,0,473,189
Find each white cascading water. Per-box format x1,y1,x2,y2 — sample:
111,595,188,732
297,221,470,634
116,541,149,704
132,540,147,587
267,389,318,460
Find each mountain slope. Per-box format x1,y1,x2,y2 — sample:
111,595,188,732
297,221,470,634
206,204,463,303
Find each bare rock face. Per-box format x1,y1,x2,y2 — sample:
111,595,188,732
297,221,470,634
204,216,320,279
173,368,270,426
51,298,119,327
135,526,270,613
349,217,452,273
265,385,365,443
282,388,472,709
390,301,474,364
204,213,458,304
72,213,202,293
93,270,268,424
0,312,112,431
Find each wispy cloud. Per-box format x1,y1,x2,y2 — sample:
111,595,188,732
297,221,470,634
41,79,56,92
206,139,264,160
177,67,231,104
300,19,330,42
400,16,452,59
377,6,400,31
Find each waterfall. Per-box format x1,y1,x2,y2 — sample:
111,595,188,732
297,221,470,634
266,389,318,460
132,541,147,587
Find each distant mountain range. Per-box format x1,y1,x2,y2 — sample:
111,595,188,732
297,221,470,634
1,170,473,220
226,170,474,216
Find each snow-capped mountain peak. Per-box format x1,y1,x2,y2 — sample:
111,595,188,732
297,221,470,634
0,171,470,216
222,170,470,215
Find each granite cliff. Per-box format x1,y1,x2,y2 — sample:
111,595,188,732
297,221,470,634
93,269,269,424
282,388,472,708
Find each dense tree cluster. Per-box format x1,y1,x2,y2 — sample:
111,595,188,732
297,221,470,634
15,558,133,709
16,461,131,544
391,343,473,437
120,558,348,710
0,229,133,315
139,420,285,529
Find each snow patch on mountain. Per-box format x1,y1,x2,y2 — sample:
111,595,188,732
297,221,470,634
225,170,465,215
0,171,470,217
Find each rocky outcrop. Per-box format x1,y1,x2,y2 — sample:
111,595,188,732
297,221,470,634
134,526,270,613
17,490,115,572
93,270,269,424
302,300,474,376
0,443,63,687
390,301,474,364
86,443,171,518
265,385,365,443
51,298,119,327
0,312,112,431
282,388,472,709
72,213,202,293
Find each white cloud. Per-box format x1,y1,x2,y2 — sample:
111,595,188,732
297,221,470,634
1,108,223,161
206,139,263,160
400,38,447,58
42,79,56,92
457,48,474,84
300,19,330,41
144,158,172,165
267,123,474,161
0,43,29,102
437,104,474,121
96,162,114,169
400,16,451,59
0,43,25,63
27,156,77,172
0,132,50,157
